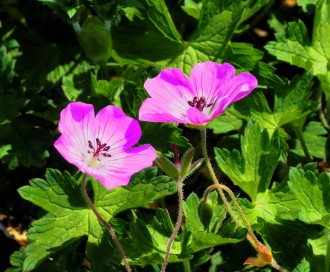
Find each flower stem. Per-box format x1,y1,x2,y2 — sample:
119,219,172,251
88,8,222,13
200,128,288,272
203,184,259,246
200,127,241,227
81,174,132,272
161,178,184,272
183,259,192,272
295,127,313,162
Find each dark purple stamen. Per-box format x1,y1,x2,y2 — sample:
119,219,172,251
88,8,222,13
88,138,111,160
188,96,213,111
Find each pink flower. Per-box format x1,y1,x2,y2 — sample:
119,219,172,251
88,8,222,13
54,102,157,190
139,61,258,126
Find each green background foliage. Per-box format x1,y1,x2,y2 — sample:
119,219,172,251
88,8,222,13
1,0,330,271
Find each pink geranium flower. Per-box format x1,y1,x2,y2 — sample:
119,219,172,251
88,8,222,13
139,61,258,126
54,102,156,190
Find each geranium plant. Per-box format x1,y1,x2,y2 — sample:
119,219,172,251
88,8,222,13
1,0,330,272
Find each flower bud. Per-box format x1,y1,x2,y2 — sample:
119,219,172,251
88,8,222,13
179,147,195,179
154,155,179,179
187,158,204,177
198,199,214,230
77,16,112,64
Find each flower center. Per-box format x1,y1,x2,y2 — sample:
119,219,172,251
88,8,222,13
87,138,111,161
188,96,213,112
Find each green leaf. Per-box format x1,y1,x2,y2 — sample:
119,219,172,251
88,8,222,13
259,220,322,270
265,0,330,97
7,247,25,272
184,192,205,232
77,16,113,64
188,226,246,251
183,192,245,251
0,94,26,125
120,83,148,118
232,90,279,132
145,0,182,42
18,167,176,271
61,61,93,101
0,144,11,159
0,119,51,168
181,0,202,19
207,111,243,134
297,0,316,13
233,72,315,131
291,121,327,158
113,0,263,74
0,29,21,92
292,259,310,272
215,119,281,202
91,75,124,107
287,166,330,228
273,71,316,126
123,210,183,266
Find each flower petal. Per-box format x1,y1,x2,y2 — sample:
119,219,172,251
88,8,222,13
94,105,142,153
54,134,87,171
88,144,157,190
216,72,258,107
140,68,193,123
190,62,236,100
144,68,193,103
139,98,187,123
186,107,210,125
55,102,95,164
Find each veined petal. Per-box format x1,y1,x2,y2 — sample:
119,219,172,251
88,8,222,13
186,107,210,125
54,134,87,171
216,72,258,107
55,102,157,190
56,102,95,163
94,105,141,153
190,62,236,100
139,98,187,123
87,144,157,190
144,68,193,109
139,61,257,126
209,97,229,120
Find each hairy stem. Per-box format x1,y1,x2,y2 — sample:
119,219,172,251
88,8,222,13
200,127,241,227
204,184,259,246
201,128,288,272
161,178,184,272
81,174,131,272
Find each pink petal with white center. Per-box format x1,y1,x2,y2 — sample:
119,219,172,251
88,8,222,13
186,107,210,125
190,62,236,100
55,102,95,165
216,72,258,108
139,98,187,123
94,105,141,153
87,144,157,190
54,134,87,171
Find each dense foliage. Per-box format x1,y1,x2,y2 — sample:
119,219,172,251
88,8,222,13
1,0,330,271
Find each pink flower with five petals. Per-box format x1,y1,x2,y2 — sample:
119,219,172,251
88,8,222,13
54,102,156,190
139,61,258,126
